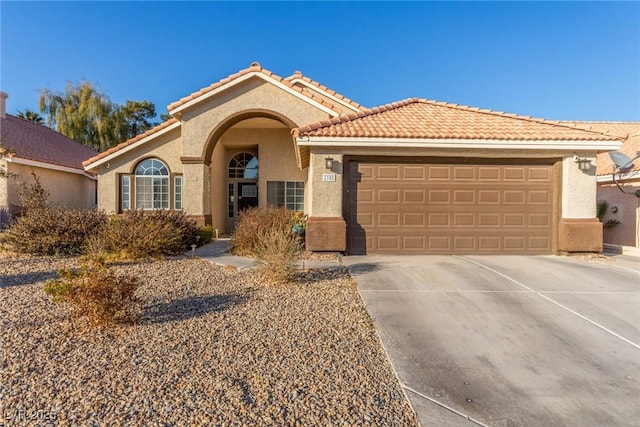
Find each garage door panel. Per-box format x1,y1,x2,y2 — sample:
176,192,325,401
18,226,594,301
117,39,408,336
403,213,425,227
428,166,451,180
402,189,426,203
347,161,555,254
528,167,552,181
428,190,450,203
478,167,501,180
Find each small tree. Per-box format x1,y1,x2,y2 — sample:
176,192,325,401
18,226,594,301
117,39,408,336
16,109,44,124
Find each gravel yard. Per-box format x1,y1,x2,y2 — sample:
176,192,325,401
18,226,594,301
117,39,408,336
0,254,418,426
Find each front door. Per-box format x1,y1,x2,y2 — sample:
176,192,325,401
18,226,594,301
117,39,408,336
237,182,258,212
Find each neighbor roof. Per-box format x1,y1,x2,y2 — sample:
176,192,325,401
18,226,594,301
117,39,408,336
294,98,624,142
0,114,97,171
559,121,640,176
167,62,356,116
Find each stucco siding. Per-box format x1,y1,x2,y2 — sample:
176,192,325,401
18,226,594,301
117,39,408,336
0,159,8,227
598,181,640,247
6,162,95,210
180,78,330,159
561,153,598,218
309,151,343,217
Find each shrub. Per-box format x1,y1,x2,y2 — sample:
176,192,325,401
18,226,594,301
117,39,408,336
3,175,106,255
254,227,302,284
101,209,200,259
231,207,297,256
199,225,215,244
44,258,140,326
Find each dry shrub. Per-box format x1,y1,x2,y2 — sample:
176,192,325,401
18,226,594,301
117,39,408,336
3,175,106,255
254,228,302,284
101,210,200,259
199,225,215,244
44,258,140,326
231,207,296,256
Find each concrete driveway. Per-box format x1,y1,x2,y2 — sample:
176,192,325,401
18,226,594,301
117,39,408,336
343,254,640,427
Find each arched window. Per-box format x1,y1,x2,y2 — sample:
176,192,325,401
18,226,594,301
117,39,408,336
228,153,258,179
135,158,169,209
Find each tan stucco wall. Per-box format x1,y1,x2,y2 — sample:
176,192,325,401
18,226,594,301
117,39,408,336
180,78,330,159
308,151,343,217
5,162,96,210
0,158,7,206
0,158,8,227
95,127,182,213
210,127,307,233
561,153,598,219
598,181,640,247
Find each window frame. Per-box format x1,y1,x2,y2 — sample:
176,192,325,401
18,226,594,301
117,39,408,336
134,158,170,210
267,180,304,211
120,175,131,211
173,175,183,211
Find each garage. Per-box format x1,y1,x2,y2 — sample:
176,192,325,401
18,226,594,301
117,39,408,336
345,158,558,254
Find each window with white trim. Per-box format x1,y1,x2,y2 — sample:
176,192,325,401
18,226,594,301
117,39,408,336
267,181,304,211
120,175,130,211
228,152,258,178
174,176,183,210
135,158,169,209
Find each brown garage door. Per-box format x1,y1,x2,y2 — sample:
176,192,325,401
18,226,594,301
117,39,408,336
346,159,556,254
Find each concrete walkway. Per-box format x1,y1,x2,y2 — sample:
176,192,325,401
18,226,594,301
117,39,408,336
188,238,342,270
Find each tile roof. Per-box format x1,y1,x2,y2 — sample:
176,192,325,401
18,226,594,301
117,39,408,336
167,62,345,115
0,114,97,171
294,98,624,142
285,71,366,112
559,121,640,176
83,118,179,167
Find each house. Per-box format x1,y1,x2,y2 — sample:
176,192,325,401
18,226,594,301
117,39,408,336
561,121,640,251
83,63,622,255
0,92,98,227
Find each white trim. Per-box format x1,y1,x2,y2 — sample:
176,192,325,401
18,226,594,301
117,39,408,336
83,121,181,171
168,72,340,117
288,78,362,113
296,137,621,151
8,156,97,180
597,170,640,183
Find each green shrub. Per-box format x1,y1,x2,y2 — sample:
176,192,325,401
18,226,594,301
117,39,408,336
231,207,297,256
44,258,140,326
254,228,302,284
101,209,200,259
3,176,106,255
199,225,215,244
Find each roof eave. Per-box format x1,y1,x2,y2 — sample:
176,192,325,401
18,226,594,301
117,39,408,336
7,156,96,179
83,121,182,171
296,137,623,151
167,72,340,118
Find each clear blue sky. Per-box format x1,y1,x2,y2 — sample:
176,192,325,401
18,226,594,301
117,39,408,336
2,1,639,122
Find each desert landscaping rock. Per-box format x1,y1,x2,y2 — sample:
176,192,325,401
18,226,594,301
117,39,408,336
0,254,417,426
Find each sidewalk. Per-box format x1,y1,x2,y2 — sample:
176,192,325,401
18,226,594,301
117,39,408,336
188,238,342,270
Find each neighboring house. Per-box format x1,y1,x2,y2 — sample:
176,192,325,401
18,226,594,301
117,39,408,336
561,121,640,250
0,92,98,227
83,63,622,255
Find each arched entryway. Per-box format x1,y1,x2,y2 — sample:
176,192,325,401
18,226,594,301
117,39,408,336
206,113,306,233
